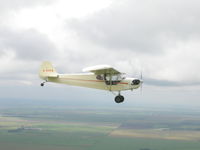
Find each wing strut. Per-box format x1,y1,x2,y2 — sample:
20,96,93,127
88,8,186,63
109,74,112,91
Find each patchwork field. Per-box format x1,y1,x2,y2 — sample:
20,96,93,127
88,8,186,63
0,100,200,150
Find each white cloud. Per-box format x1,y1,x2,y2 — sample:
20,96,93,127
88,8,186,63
0,0,200,107
66,0,200,86
0,0,200,87
0,0,114,84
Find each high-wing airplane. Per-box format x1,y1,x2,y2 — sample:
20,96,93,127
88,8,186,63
39,61,143,103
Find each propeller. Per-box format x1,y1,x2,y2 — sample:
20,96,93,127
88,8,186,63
140,71,143,94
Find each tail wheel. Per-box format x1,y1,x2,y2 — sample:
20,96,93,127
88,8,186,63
40,80,47,86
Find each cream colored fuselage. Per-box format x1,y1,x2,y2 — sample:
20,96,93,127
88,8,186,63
45,73,140,91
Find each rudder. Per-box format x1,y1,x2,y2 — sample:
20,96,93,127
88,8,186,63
39,61,58,80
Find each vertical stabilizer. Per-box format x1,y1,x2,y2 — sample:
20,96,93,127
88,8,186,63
39,61,58,80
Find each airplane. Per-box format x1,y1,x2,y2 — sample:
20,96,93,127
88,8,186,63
39,61,143,103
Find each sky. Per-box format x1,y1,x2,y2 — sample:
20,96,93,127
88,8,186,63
0,0,200,108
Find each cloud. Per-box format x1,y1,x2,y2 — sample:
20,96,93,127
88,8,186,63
65,0,200,86
0,0,199,88
0,28,56,60
145,78,200,87
0,0,199,107
0,27,58,85
68,0,200,53
0,0,54,12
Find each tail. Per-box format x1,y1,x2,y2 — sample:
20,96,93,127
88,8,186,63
39,61,58,80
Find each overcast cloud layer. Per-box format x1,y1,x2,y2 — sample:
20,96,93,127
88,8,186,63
68,0,200,85
0,0,200,84
70,0,200,52
0,0,200,106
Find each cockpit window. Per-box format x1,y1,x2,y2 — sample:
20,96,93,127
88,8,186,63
104,74,126,85
105,74,125,81
96,74,126,85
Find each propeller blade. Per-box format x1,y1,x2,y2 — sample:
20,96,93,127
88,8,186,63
140,71,143,95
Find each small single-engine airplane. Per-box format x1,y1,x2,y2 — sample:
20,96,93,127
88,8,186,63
39,61,143,103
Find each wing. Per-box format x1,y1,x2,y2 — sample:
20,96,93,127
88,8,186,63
82,65,121,75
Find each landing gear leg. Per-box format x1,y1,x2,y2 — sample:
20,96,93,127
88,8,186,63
114,92,124,103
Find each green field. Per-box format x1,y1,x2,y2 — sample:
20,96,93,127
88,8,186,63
0,100,200,150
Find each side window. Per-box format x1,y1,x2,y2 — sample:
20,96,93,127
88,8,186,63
104,74,122,81
96,75,104,80
112,75,118,81
105,75,110,81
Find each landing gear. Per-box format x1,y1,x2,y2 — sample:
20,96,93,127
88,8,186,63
40,81,47,87
111,91,125,103
114,94,124,103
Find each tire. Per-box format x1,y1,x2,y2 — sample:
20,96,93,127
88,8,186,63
119,95,124,103
115,96,122,103
115,95,124,103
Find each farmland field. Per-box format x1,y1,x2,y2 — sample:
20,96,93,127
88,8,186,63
0,99,200,150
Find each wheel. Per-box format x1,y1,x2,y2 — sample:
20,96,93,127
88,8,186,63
114,95,124,103
120,95,124,103
115,96,121,103
40,83,44,86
